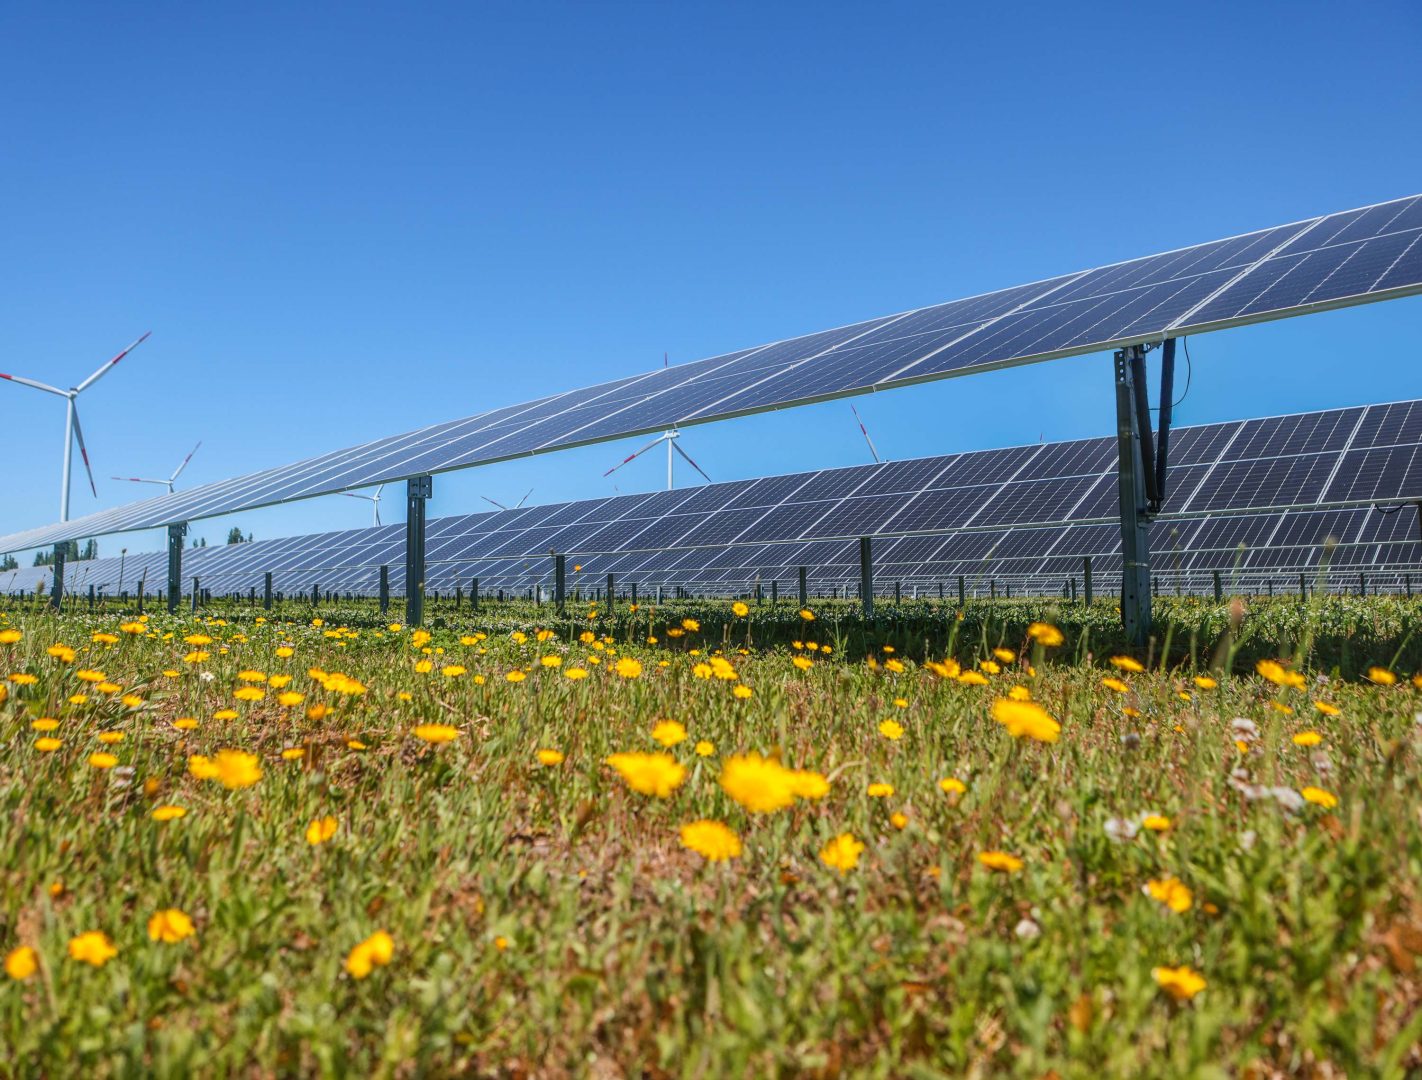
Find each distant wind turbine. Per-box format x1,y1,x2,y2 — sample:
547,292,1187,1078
112,441,202,494
603,429,711,490
1,331,151,521
342,484,385,526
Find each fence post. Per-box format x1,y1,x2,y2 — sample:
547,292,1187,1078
191,576,200,613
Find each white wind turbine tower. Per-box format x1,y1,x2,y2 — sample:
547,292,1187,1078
0,331,151,521
112,441,202,494
342,484,386,526
603,428,712,490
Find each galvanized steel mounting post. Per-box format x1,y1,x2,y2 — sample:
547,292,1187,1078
1114,348,1152,645
858,536,874,618
49,543,66,611
166,523,186,614
405,475,432,626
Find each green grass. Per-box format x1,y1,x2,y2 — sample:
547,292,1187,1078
1,598,1420,1077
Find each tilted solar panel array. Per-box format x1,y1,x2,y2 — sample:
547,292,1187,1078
9,400,1421,598
4,194,1421,554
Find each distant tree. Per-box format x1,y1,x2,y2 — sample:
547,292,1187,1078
226,527,252,545
79,539,98,561
191,536,208,549
33,540,81,566
0,554,16,571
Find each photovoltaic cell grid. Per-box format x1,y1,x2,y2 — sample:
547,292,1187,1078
3,194,1421,555
10,400,1421,597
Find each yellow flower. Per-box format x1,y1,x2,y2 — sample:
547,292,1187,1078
957,670,989,686
1256,658,1307,688
31,718,59,731
799,609,815,622
414,659,433,674
679,819,742,862
67,931,117,967
75,668,105,683
505,670,527,683
1101,677,1129,693
732,601,749,617
413,724,460,744
719,752,798,813
694,740,715,757
1292,731,1323,746
1152,964,1206,1001
345,930,394,979
1193,675,1218,689
147,908,196,943
206,749,262,789
88,752,119,770
681,618,700,632
866,782,894,798
992,647,1016,663
280,748,305,761
884,658,905,674
34,737,62,753
538,655,562,669
990,698,1061,743
0,629,21,644
188,754,219,780
939,777,967,795
47,644,76,662
151,805,188,822
1312,701,1340,716
890,811,909,830
1027,622,1064,647
4,945,37,980
605,752,686,797
173,717,198,731
877,719,904,741
977,850,1024,873
651,720,687,747
441,664,467,677
819,832,864,874
8,672,38,685
564,667,589,680
536,749,565,766
233,686,265,702
978,660,1000,676
121,694,143,708
1144,877,1193,913
1300,786,1338,809
615,657,643,679
1007,685,1031,701
791,655,813,670
1366,666,1396,686
1141,814,1172,832
276,646,294,658
306,816,339,845
236,670,266,683
732,685,753,700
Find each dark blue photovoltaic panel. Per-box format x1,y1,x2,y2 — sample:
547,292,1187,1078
7,196,1421,554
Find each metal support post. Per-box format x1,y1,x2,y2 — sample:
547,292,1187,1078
49,544,66,611
1213,571,1223,603
858,536,874,618
136,581,144,614
631,583,638,607
405,475,432,626
990,580,997,600
88,583,95,611
191,576,200,613
1114,347,1153,644
894,580,901,604
1300,572,1307,601
166,523,186,614
771,580,778,604
554,554,567,613
606,573,615,606
797,566,808,606
471,578,479,611
958,575,966,606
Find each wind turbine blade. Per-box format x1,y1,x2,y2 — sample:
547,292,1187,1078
672,440,712,484
374,504,381,526
69,405,99,497
112,476,166,485
340,492,372,501
516,487,533,508
602,435,665,477
76,331,150,393
0,372,67,396
851,404,882,464
171,440,202,481
481,496,508,510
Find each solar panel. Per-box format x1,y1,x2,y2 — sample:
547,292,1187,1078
5,195,1421,555
11,398,1422,599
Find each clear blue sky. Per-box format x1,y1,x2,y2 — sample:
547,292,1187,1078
2,1,1420,557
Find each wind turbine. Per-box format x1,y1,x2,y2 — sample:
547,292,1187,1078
1,331,151,521
112,441,202,494
342,484,385,526
480,488,533,511
603,428,711,490
850,404,883,463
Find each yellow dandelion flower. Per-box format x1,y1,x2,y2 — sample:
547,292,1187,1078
977,850,1024,873
605,752,686,797
305,816,339,845
1152,964,1206,1001
412,724,459,744
679,819,742,862
819,832,864,874
147,909,195,943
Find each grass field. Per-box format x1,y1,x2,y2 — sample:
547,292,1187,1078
2,596,1421,1077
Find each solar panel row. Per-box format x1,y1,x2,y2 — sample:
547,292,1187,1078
10,505,1416,600
5,194,1420,555
11,400,1421,598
